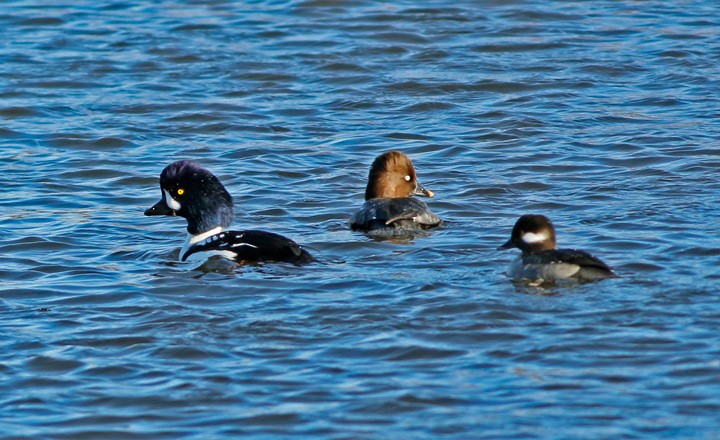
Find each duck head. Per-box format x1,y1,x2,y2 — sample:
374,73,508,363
145,160,234,235
498,214,557,254
364,151,434,200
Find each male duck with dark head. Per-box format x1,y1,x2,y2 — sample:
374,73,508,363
498,214,617,282
145,160,313,264
350,151,442,232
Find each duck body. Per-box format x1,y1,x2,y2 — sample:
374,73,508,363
177,227,312,264
507,248,616,281
350,197,441,232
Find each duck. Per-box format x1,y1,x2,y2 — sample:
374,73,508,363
144,160,313,264
498,214,617,282
349,151,442,233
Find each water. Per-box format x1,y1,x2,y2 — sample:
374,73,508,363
1,0,719,438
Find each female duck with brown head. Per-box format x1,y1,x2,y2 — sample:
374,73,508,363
350,151,442,233
498,214,617,282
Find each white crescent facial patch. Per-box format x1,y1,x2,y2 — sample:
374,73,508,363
521,232,548,244
164,189,182,211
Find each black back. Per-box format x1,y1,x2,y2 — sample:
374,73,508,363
182,229,313,264
350,197,441,231
523,248,616,275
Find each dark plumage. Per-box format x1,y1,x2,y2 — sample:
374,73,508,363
181,230,313,264
145,160,312,265
145,161,233,234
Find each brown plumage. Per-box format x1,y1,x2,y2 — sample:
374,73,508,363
364,151,434,200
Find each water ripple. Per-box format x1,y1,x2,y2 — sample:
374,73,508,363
1,0,719,438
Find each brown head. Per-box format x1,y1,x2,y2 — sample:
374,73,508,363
364,151,434,200
497,214,558,254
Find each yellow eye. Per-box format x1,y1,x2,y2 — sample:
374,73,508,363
177,188,185,195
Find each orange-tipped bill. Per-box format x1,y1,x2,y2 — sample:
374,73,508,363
413,182,434,198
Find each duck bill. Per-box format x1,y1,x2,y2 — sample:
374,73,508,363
144,199,176,216
497,239,515,251
412,182,434,198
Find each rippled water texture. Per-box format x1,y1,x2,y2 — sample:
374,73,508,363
1,1,720,438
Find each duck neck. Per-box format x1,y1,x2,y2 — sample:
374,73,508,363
179,226,224,261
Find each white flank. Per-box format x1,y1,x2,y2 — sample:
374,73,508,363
184,250,238,263
521,232,548,244
231,242,258,248
164,189,182,211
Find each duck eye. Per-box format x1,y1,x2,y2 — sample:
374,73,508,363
177,188,185,196
404,175,411,182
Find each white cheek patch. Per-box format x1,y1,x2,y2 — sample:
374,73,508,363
164,189,182,211
521,232,548,244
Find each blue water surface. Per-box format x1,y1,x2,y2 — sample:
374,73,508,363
1,1,719,438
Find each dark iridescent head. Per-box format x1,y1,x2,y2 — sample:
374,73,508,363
144,160,234,235
364,151,434,200
498,214,557,254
